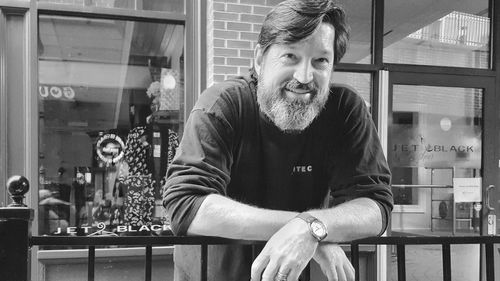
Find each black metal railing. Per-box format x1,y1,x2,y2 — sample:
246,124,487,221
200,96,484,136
31,235,265,281
1,176,499,281
351,235,499,281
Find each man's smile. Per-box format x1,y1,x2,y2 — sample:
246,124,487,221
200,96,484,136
284,90,312,100
283,87,315,102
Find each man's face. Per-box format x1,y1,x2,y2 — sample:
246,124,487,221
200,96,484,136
254,23,335,133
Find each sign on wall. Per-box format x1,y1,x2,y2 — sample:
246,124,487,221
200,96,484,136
39,85,75,100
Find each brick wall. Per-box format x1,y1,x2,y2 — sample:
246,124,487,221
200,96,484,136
206,0,284,86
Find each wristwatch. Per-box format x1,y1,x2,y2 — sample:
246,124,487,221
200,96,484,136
296,212,328,242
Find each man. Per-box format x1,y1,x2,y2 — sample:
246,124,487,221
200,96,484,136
163,1,393,280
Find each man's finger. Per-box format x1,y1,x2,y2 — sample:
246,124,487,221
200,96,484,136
336,263,347,281
325,264,338,281
344,263,355,281
260,259,280,281
284,265,302,281
251,254,269,281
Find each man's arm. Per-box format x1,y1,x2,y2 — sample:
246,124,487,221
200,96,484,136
188,193,382,243
187,194,296,240
305,197,382,242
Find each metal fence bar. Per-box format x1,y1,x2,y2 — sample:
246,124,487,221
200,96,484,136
442,243,451,281
145,245,152,281
0,208,33,281
201,244,208,281
485,243,495,281
351,244,360,281
88,246,95,281
397,244,406,281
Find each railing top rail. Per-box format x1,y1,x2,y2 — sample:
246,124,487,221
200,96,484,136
31,235,500,247
31,235,266,247
352,235,500,245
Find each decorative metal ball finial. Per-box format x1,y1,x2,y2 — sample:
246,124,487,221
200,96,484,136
6,175,30,207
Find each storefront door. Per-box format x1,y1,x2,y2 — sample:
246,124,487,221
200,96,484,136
384,70,497,281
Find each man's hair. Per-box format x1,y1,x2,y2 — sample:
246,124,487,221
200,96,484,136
257,0,350,64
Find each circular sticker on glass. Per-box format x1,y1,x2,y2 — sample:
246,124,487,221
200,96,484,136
96,134,125,165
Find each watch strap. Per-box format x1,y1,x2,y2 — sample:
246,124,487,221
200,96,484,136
296,212,318,224
295,212,328,241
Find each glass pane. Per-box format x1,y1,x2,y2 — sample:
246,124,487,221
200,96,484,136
384,0,490,68
38,15,185,238
339,1,372,64
331,72,371,108
390,85,482,236
37,0,185,13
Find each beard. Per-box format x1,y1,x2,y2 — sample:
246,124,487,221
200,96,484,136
256,75,330,134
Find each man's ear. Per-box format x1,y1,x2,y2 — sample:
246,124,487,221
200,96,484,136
254,44,263,74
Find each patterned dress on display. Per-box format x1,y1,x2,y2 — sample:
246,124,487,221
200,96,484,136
121,126,156,229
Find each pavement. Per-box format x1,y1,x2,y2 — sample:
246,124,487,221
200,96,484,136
387,232,480,281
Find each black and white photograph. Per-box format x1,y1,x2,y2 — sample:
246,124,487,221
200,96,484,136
0,0,498,280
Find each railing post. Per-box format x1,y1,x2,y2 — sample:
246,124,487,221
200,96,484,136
0,176,34,281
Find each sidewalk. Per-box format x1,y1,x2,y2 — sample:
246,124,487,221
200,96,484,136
388,242,480,281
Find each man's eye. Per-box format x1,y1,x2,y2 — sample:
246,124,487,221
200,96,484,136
281,53,296,61
317,58,329,64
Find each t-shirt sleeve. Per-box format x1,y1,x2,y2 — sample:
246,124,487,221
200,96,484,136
328,89,393,235
162,104,234,235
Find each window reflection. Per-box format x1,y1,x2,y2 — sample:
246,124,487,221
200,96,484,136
390,85,482,235
38,15,184,238
38,0,185,13
338,1,372,64
384,0,490,68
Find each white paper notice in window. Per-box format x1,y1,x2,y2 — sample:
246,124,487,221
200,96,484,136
453,178,482,203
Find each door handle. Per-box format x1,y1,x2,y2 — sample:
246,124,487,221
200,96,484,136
486,185,495,211
485,185,496,235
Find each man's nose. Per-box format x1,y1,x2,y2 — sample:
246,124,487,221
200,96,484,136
293,61,314,84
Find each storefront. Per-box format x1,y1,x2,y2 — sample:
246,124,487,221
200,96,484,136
1,0,500,280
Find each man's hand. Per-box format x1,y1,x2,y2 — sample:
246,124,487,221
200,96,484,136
313,244,355,281
251,218,318,281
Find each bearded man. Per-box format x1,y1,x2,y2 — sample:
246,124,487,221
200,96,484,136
163,1,393,280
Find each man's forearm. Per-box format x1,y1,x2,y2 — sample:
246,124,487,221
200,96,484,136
307,197,383,243
186,195,382,242
186,194,297,240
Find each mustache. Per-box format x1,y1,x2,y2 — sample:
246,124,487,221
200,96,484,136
283,79,317,93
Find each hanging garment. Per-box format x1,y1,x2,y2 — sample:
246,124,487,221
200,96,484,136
120,126,156,228
122,175,155,228
124,126,153,176
160,128,180,187
167,128,180,165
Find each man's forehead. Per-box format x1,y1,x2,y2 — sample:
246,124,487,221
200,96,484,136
269,24,335,54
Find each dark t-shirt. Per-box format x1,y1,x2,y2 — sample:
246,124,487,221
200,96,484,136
163,75,393,281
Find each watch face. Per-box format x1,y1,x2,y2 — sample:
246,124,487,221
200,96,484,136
311,221,327,238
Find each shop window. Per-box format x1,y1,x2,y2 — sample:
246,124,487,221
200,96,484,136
390,85,482,235
37,15,185,239
336,0,372,64
37,0,185,13
384,1,490,68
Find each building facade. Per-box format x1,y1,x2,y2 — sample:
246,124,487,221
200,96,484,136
1,0,500,280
